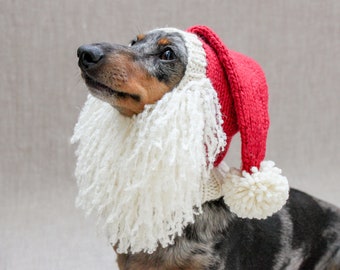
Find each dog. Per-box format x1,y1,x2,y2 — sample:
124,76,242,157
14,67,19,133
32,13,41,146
76,28,340,270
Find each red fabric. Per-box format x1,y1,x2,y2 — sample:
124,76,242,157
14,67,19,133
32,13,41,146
187,25,269,172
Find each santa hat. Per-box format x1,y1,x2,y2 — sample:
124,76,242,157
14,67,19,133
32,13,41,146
177,25,289,219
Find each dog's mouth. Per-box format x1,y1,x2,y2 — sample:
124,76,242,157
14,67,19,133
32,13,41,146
83,74,141,102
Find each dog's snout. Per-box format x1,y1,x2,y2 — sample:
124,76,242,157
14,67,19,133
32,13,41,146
77,45,104,70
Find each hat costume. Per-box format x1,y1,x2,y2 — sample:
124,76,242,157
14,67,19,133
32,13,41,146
72,25,289,254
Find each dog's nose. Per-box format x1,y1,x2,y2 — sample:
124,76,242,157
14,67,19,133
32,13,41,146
77,44,104,70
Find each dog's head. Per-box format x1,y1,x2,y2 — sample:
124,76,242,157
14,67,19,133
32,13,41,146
77,30,188,116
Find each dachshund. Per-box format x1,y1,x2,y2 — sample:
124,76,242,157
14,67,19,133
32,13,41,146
76,28,340,270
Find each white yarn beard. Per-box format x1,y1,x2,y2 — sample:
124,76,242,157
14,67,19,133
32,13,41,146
71,78,226,254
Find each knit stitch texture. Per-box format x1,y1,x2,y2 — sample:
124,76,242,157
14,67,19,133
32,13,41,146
188,26,269,172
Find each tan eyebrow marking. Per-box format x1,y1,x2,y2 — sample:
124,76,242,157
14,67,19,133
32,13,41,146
157,37,171,46
137,34,145,41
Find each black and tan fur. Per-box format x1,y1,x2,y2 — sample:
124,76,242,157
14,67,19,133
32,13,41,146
77,29,340,270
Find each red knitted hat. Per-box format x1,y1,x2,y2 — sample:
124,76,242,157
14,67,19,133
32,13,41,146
187,25,269,172
184,26,289,219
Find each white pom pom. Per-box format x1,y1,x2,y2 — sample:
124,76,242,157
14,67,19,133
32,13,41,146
222,161,289,219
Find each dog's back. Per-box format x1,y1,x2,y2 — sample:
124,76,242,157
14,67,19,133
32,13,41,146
117,189,340,270
223,189,340,269
279,190,340,269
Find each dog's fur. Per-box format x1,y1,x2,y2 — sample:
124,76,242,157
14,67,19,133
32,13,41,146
77,29,340,270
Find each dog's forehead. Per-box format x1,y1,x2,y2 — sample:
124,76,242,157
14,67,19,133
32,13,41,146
132,29,186,48
147,29,183,40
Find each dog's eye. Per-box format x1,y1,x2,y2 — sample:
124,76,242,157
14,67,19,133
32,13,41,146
160,49,176,61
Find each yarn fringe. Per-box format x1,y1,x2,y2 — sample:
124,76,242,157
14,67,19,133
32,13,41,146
71,77,226,254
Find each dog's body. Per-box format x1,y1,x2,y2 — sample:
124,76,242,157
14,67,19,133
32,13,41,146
116,190,340,270
77,28,340,270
